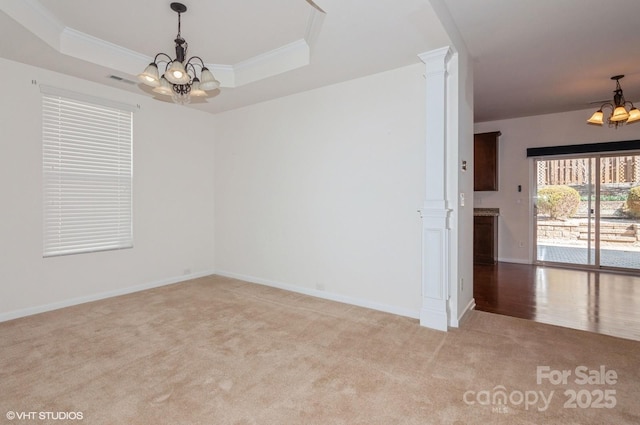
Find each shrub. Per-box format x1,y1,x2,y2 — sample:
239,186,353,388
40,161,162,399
625,186,640,218
537,185,580,219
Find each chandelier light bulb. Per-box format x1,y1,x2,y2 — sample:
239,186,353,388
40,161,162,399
611,106,630,122
199,67,220,91
627,108,640,124
587,110,604,126
152,76,173,96
190,78,207,97
137,63,160,87
165,60,190,85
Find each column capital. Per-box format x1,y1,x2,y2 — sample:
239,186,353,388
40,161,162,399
418,46,453,75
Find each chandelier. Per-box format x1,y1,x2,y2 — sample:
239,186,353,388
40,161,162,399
587,75,640,128
137,2,220,104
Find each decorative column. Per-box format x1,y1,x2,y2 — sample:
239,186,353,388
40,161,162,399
418,47,453,331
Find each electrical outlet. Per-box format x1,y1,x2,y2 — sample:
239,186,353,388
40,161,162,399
460,277,464,291
519,241,525,248
183,268,192,275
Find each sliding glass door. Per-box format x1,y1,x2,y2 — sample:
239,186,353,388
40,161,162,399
598,154,640,269
535,153,640,271
535,156,596,267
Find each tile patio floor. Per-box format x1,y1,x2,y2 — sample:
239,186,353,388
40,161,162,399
537,244,640,269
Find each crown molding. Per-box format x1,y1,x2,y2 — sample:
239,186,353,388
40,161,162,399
233,39,310,87
305,7,326,49
60,27,149,76
208,64,235,89
230,7,324,86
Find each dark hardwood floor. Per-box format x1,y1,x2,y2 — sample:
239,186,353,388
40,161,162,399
474,262,640,341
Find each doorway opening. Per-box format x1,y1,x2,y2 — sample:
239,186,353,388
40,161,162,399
534,152,640,271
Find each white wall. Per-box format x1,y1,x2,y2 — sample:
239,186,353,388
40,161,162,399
474,109,640,263
213,64,426,317
0,58,216,319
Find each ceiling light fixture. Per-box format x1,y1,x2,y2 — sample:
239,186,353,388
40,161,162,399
137,2,220,104
587,75,640,128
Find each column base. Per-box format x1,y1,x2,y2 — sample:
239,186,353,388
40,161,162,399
419,297,449,331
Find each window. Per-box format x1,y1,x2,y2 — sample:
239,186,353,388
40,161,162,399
41,86,134,257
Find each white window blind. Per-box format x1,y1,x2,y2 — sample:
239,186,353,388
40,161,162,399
42,87,133,257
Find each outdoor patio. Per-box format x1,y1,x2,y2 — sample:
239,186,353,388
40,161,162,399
537,243,640,269
537,217,640,269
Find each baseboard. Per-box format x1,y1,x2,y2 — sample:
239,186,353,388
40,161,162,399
0,270,216,323
214,270,420,320
453,297,476,327
497,257,531,265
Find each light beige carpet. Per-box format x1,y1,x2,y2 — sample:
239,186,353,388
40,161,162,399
1,275,639,424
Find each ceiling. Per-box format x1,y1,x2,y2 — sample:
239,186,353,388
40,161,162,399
443,0,640,122
1,0,640,122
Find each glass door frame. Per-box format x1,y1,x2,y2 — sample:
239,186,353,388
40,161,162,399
533,152,640,272
534,154,599,269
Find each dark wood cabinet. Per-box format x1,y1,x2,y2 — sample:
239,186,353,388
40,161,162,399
474,131,501,191
474,215,498,264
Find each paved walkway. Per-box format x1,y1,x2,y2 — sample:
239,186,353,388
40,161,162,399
537,244,640,269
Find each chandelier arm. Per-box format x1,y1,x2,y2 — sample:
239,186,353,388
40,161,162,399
153,52,174,65
600,102,614,111
185,56,206,71
185,62,198,78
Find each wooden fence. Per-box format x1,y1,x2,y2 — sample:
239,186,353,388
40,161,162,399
537,156,640,186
